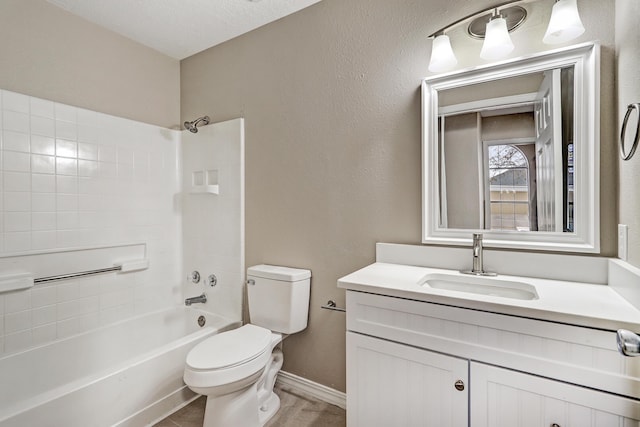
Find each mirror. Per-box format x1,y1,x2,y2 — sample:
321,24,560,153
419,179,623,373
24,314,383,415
422,43,600,252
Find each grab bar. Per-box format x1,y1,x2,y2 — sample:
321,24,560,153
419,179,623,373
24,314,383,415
34,259,149,285
35,266,122,284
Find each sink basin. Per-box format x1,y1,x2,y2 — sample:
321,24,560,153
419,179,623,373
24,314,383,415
418,273,539,300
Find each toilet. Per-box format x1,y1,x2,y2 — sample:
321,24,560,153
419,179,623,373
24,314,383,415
183,264,311,427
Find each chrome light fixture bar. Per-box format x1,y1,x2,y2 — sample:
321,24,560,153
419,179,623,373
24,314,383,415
427,0,585,73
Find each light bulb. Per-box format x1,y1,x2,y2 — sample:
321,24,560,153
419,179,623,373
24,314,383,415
543,0,585,44
428,34,458,73
480,16,515,61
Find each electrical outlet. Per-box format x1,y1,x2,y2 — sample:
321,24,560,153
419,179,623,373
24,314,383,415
618,224,629,261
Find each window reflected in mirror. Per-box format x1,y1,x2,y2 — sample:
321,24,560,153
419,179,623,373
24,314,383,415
437,66,575,234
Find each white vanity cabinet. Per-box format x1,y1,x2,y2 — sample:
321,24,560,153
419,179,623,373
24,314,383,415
471,363,640,426
345,290,640,427
347,332,468,426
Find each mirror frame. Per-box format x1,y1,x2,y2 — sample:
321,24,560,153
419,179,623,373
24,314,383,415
422,42,600,252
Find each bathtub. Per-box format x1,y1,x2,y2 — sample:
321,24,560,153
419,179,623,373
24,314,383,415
0,307,238,427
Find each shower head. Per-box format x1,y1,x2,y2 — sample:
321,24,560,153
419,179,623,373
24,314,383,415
184,116,210,133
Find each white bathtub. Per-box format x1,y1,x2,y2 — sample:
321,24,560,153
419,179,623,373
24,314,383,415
0,307,238,427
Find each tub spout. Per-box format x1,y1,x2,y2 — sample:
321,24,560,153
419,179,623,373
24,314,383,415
185,293,207,306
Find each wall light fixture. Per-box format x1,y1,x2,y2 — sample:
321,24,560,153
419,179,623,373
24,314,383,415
427,0,585,73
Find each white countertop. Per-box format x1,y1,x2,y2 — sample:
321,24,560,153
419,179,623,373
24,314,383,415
338,262,640,331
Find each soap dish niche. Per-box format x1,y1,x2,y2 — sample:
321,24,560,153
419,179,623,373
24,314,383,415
190,169,219,194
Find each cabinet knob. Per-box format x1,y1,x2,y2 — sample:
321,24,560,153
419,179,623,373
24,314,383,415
551,424,561,427
454,380,465,391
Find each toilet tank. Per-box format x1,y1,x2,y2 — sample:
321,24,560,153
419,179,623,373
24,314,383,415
247,264,311,334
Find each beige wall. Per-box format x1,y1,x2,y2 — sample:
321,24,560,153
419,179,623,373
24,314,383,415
181,0,617,392
0,0,179,128
617,0,640,267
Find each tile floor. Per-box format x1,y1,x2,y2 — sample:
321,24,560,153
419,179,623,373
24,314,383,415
154,383,346,427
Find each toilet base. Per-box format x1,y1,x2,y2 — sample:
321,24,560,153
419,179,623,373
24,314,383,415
203,383,260,427
258,392,280,425
198,347,285,427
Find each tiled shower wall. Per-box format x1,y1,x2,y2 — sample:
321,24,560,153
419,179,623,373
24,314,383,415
0,90,182,355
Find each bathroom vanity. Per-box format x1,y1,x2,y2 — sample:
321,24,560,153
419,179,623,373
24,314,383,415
339,261,640,426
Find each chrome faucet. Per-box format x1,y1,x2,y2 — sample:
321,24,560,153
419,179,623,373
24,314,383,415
461,233,496,276
185,293,207,306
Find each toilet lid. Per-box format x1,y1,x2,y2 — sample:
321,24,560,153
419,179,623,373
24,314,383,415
186,324,272,371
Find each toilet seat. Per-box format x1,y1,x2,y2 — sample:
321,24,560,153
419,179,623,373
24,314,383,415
184,324,273,390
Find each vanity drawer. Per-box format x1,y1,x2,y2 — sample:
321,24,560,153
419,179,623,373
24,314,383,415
346,290,640,399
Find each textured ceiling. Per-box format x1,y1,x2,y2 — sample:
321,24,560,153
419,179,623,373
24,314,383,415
46,0,322,60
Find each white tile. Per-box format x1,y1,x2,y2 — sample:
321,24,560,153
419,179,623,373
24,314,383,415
99,162,117,179
4,330,32,353
78,313,100,332
98,146,117,163
56,194,77,211
77,280,101,298
56,157,77,176
5,310,31,333
99,304,132,325
76,228,100,247
4,192,31,211
32,230,56,249
32,286,57,308
117,147,134,164
3,131,30,152
54,103,77,123
55,139,77,158
32,324,57,346
56,211,78,229
78,142,99,160
3,111,30,133
56,318,79,339
55,121,77,141
78,211,100,228
32,212,56,230
31,193,55,212
31,154,55,174
31,173,55,193
77,124,100,144
32,305,56,327
4,212,30,232
78,177,100,195
2,91,30,113
30,135,55,155
56,230,79,248
100,290,128,309
118,163,133,181
4,232,31,252
4,289,31,313
0,295,5,315
4,151,30,172
56,175,77,193
56,300,79,320
30,97,55,119
56,282,79,302
30,116,55,137
78,160,98,177
3,172,30,192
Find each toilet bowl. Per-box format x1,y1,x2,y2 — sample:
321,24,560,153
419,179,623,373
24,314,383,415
183,264,311,427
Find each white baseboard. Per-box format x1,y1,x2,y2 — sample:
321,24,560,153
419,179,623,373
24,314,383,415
276,371,346,410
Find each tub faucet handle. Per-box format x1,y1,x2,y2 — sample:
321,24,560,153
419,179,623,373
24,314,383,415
188,271,201,284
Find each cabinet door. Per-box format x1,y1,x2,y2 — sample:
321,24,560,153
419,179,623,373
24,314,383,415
347,332,468,427
471,362,640,427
